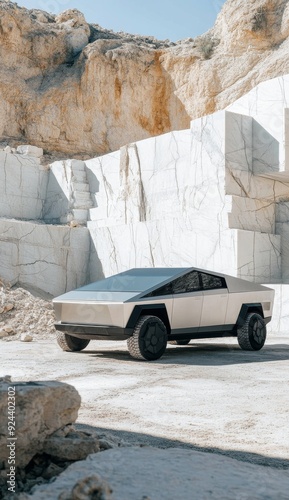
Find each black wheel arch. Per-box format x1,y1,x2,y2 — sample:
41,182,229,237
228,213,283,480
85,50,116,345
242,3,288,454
126,304,171,334
236,303,264,329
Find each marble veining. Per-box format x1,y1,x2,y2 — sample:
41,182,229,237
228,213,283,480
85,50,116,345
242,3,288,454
2,75,289,299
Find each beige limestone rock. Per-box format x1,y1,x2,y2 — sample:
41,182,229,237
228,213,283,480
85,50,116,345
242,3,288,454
16,145,43,157
3,326,13,334
20,333,33,342
0,380,81,468
1,1,289,157
43,429,100,461
4,304,14,313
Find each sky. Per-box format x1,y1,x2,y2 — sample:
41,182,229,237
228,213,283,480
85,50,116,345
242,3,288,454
15,0,227,41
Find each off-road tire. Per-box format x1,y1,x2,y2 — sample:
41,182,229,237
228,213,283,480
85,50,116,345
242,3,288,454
56,332,90,352
168,340,190,345
127,315,167,361
237,312,266,351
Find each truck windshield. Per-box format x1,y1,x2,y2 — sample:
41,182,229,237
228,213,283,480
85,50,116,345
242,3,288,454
78,268,188,292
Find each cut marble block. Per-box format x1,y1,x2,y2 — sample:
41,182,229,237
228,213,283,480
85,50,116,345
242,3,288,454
267,284,289,333
0,151,48,219
225,165,289,200
87,130,196,225
73,191,93,209
252,119,279,177
225,110,279,178
236,230,281,283
72,170,87,182
227,74,289,179
85,103,286,287
276,202,289,281
276,223,289,282
60,209,89,224
16,145,43,157
88,219,234,283
276,201,289,223
227,195,275,233
0,219,90,295
88,220,278,284
43,159,93,223
225,112,253,173
87,122,227,226
73,181,89,192
86,150,122,224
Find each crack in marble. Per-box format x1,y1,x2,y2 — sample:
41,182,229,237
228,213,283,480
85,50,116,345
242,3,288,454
106,227,118,271
18,260,62,268
133,143,147,223
98,158,113,218
228,170,249,197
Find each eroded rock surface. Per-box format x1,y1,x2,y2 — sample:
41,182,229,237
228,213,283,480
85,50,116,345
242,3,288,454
1,0,289,156
0,377,133,498
0,379,81,469
20,447,289,500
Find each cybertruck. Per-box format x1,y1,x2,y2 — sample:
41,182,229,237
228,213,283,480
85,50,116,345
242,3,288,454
53,267,274,361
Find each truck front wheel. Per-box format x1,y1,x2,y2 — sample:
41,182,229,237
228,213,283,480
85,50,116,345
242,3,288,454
127,315,167,361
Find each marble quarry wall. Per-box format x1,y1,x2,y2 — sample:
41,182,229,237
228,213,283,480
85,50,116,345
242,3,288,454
0,147,90,296
1,74,289,330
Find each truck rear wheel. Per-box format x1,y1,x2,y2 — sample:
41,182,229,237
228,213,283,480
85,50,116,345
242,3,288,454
56,332,90,352
237,312,266,351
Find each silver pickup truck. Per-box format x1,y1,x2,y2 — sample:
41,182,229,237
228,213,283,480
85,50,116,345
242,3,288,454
53,267,274,361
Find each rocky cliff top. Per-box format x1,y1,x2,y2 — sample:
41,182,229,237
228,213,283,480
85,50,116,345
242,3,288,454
1,0,289,156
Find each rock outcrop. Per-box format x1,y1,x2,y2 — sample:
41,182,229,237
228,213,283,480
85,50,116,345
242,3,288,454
1,0,289,156
0,377,105,497
20,447,289,500
0,378,81,469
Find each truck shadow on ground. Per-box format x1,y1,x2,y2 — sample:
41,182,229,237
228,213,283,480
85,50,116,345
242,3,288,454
83,342,289,366
75,423,289,470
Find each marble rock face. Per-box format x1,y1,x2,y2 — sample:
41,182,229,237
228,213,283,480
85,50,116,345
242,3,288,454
2,74,289,310
85,107,287,284
0,151,48,220
43,159,93,224
0,219,90,296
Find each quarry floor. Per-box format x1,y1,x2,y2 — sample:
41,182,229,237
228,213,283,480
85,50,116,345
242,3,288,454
1,334,289,470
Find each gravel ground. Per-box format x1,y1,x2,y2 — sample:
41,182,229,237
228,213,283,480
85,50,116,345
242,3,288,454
1,334,289,470
0,280,55,341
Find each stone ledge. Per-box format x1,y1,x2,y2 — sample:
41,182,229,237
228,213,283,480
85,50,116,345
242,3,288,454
23,447,289,500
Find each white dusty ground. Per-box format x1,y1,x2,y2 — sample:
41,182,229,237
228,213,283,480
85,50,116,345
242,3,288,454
1,335,289,469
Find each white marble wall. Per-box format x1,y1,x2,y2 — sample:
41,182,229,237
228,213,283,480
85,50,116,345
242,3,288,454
86,108,283,284
1,75,289,315
0,150,92,296
227,74,289,179
88,220,240,283
0,219,90,295
267,285,289,334
87,112,237,281
0,151,48,219
44,159,93,224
